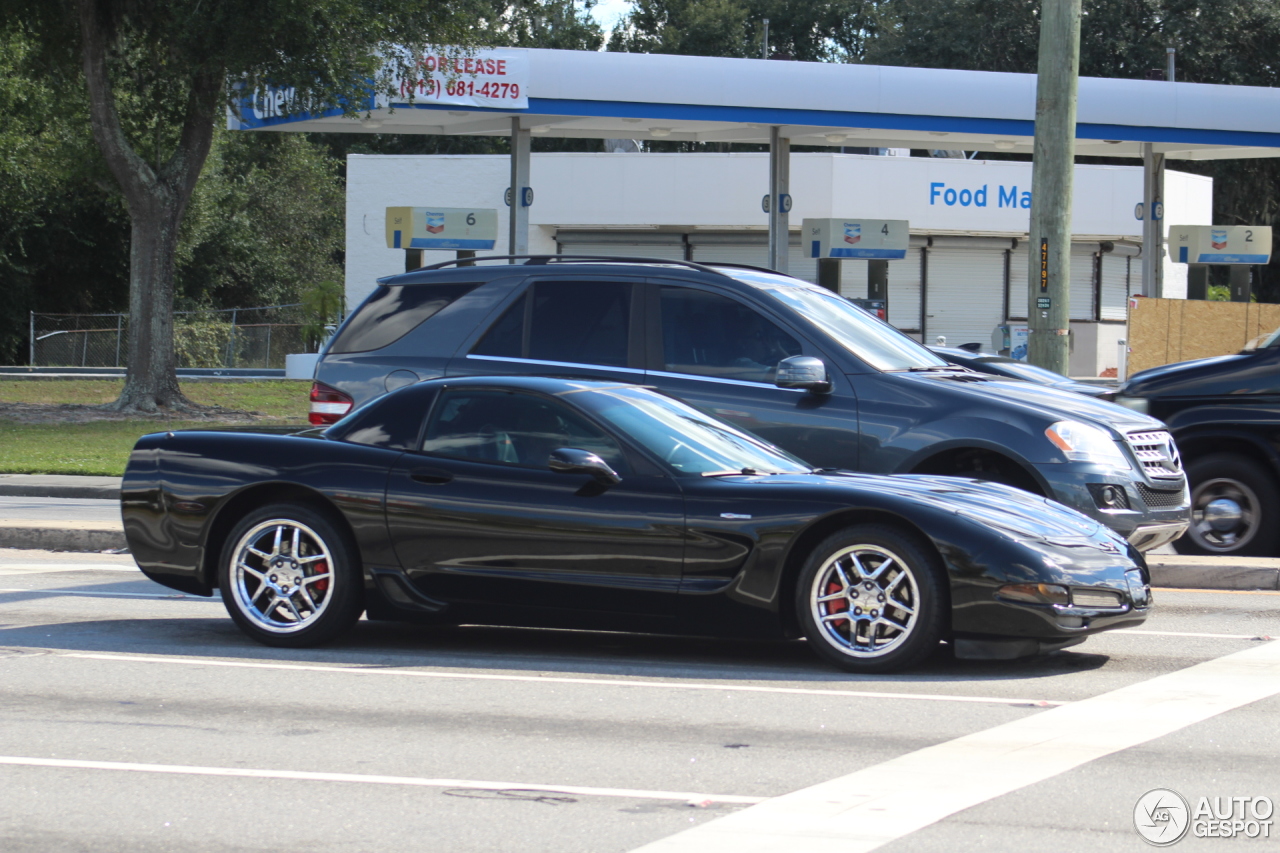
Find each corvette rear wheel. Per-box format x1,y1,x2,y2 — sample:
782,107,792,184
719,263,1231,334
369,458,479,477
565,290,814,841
797,524,946,673
219,504,362,647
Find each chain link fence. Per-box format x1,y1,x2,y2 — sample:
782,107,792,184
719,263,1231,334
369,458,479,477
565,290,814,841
30,304,310,370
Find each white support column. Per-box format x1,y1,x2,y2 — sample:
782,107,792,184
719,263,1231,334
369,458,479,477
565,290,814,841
1141,142,1164,297
767,126,790,273
509,118,531,261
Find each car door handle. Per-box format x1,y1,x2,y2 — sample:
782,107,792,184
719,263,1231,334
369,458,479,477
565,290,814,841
410,468,453,485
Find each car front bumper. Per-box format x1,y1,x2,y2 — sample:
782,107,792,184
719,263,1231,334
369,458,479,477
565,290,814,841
1041,464,1189,551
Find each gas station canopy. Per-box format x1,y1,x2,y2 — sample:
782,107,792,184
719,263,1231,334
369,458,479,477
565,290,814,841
230,47,1280,161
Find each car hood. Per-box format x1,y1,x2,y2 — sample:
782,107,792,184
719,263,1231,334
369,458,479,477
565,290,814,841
893,371,1160,434
758,471,1123,549
1122,352,1254,396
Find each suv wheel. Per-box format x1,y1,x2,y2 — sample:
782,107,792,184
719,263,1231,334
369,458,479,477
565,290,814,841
1174,454,1280,556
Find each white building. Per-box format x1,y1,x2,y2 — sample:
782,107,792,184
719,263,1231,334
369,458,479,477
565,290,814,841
346,151,1211,376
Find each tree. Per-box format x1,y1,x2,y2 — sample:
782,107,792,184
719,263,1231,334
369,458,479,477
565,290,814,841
4,0,482,411
608,0,885,63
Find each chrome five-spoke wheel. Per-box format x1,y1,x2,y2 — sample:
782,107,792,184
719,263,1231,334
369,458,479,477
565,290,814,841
219,504,362,647
797,524,946,672
810,543,919,658
231,519,334,633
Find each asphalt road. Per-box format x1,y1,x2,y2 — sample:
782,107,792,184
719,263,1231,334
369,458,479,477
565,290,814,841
1,548,1277,852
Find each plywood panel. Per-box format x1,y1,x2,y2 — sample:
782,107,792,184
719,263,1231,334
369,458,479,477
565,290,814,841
1127,296,1169,374
1128,297,1280,372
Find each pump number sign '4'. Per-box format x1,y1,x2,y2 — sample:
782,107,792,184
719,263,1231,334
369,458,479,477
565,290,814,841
1168,225,1273,265
385,207,498,251
803,219,909,260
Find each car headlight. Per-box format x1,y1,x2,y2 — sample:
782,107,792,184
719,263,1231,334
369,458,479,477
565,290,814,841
1112,395,1149,414
1045,420,1129,468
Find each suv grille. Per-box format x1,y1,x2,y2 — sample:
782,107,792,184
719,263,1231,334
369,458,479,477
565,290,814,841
1126,430,1184,480
1137,482,1187,509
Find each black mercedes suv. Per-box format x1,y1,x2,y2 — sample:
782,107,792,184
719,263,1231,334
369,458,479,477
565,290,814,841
1116,326,1280,556
313,256,1189,550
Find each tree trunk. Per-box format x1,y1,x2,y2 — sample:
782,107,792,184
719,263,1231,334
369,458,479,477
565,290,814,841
77,0,220,413
115,194,186,411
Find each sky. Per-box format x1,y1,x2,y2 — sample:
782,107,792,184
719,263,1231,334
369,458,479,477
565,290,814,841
590,0,633,31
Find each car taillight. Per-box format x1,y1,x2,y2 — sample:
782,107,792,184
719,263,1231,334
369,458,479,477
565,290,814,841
309,382,353,426
872,308,887,320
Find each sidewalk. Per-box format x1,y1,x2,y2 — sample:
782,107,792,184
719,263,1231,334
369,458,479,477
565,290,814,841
0,475,1277,591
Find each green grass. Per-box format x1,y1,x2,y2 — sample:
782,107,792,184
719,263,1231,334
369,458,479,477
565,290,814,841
0,379,309,419
0,380,312,476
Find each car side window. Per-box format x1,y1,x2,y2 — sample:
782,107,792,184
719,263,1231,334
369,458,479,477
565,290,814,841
659,286,802,383
421,390,628,473
329,388,434,450
471,281,630,367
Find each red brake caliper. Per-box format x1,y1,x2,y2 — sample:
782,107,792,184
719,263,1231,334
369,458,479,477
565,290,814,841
825,580,848,628
311,561,330,593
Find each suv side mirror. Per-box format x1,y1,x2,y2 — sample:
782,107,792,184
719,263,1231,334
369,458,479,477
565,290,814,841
775,356,831,394
548,447,622,486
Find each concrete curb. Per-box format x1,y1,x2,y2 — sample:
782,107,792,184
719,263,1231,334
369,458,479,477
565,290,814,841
0,525,127,552
1147,557,1280,592
0,483,121,500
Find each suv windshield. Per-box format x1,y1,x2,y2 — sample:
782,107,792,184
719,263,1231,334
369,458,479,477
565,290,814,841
721,269,946,371
576,385,809,475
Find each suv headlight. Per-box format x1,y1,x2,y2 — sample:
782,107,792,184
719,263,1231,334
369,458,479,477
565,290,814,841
1045,421,1130,468
1112,395,1149,414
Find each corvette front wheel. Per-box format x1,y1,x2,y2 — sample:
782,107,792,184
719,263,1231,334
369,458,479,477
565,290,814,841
797,524,946,673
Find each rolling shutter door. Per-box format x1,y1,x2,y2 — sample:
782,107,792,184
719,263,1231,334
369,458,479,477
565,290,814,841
1008,245,1029,319
1100,254,1130,320
690,240,768,270
1009,244,1100,320
837,259,870,300
689,239,820,284
557,237,686,263
1070,247,1097,321
924,248,1004,348
887,249,922,333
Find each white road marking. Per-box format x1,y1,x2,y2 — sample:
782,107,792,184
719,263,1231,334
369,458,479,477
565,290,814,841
0,755,764,804
1115,628,1271,640
60,652,1066,707
0,564,139,574
0,588,209,600
628,639,1280,853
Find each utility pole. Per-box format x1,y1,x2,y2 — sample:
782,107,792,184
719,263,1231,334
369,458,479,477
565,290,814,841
1026,0,1082,374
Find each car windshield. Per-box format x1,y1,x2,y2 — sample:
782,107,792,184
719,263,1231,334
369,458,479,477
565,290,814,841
1252,325,1280,350
721,269,946,371
575,385,809,475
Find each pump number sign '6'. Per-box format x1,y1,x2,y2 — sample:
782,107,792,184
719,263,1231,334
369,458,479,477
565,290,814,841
1168,225,1273,265
804,218,910,260
385,207,498,251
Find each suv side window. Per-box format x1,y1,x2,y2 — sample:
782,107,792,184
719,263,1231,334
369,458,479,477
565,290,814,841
421,390,628,473
472,281,630,367
659,286,802,383
330,283,479,354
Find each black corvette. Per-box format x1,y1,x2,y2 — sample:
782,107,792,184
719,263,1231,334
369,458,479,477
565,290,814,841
122,376,1151,672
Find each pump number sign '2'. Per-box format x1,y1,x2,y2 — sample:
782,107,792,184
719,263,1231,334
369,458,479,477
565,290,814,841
1169,225,1273,265
803,219,910,260
385,207,498,251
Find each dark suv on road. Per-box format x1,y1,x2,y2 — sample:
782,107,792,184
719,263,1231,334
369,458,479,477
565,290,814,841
1116,328,1280,556
314,256,1189,550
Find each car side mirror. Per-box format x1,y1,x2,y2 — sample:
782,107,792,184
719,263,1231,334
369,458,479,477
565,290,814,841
548,447,622,486
775,356,831,394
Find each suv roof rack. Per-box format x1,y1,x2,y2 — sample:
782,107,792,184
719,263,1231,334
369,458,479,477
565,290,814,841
416,253,747,278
